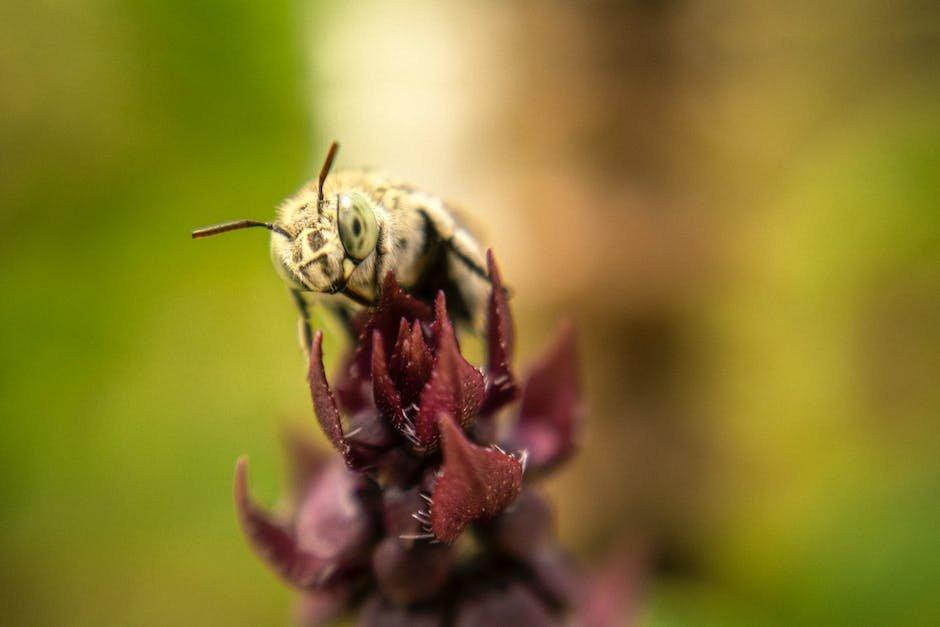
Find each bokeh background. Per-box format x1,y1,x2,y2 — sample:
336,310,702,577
1,1,938,625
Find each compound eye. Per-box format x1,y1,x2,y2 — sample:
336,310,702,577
337,192,378,262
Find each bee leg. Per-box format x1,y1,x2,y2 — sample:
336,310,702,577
290,288,314,356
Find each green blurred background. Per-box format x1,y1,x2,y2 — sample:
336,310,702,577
1,1,938,625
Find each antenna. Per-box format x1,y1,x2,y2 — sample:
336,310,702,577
191,220,291,239
318,141,340,207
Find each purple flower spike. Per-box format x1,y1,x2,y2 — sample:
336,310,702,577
506,321,581,474
430,415,523,544
232,263,624,624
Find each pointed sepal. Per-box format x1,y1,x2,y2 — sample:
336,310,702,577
308,331,350,459
430,415,523,543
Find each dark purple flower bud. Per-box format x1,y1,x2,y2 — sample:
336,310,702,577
372,537,455,604
438,294,487,420
505,321,580,474
430,415,523,543
454,581,555,627
413,294,485,450
234,457,372,589
482,250,519,414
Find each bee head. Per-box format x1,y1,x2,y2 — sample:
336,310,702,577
270,190,379,294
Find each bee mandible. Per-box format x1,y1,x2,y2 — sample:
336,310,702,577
192,142,491,350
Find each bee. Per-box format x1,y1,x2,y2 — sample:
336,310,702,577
192,142,491,350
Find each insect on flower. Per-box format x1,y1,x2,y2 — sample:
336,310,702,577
192,142,491,349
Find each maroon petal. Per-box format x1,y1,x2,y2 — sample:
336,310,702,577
372,537,455,604
308,331,350,459
413,295,484,450
506,321,580,474
430,415,523,543
371,330,406,431
482,250,519,414
454,581,555,627
234,457,336,588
